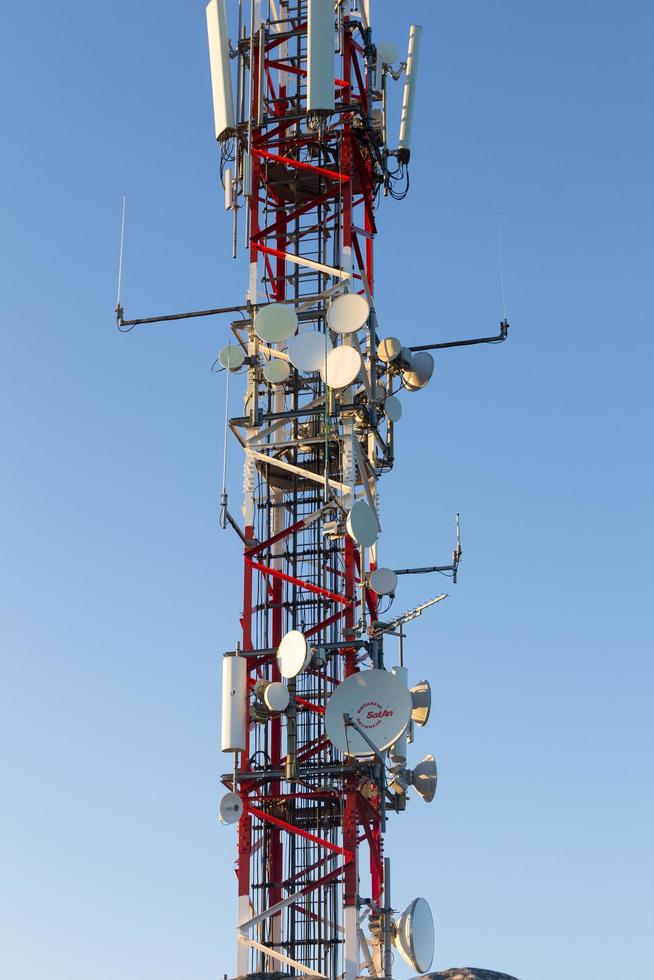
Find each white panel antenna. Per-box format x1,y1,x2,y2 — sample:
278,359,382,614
221,653,247,752
398,25,423,162
206,0,236,141
307,0,335,112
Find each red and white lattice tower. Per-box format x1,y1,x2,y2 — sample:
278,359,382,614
203,3,502,979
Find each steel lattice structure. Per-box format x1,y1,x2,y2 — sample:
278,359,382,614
223,6,393,979
116,3,509,978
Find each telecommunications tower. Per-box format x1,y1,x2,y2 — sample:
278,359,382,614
117,2,509,977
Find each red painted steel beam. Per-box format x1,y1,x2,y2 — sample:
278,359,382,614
244,803,354,861
253,147,350,183
247,558,351,606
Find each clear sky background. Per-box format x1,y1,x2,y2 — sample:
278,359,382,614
1,2,652,979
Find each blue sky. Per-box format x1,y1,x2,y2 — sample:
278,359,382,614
1,2,652,979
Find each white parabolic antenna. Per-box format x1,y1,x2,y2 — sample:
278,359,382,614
287,331,332,373
276,630,310,679
346,500,379,548
325,669,412,757
394,896,435,974
369,567,398,596
377,336,402,363
320,345,362,389
219,791,243,825
263,359,290,384
219,343,246,370
255,303,298,343
383,395,402,422
403,351,435,391
326,293,370,335
263,681,290,713
410,679,431,726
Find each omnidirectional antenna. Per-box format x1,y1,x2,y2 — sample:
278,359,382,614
115,193,127,322
497,209,508,321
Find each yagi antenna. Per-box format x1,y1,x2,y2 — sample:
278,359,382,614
115,193,127,320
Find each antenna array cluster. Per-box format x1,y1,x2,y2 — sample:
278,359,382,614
119,3,510,978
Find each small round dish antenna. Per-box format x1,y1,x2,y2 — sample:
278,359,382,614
369,567,398,596
403,351,435,391
287,332,332,373
254,303,298,344
263,681,290,713
410,679,431,726
377,337,402,363
219,344,246,370
324,669,412,757
376,40,399,66
263,359,290,385
383,395,402,422
393,897,435,974
219,791,243,825
320,346,362,389
276,630,310,679
346,500,378,548
326,293,370,335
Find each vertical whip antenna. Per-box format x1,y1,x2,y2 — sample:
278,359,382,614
115,194,127,316
496,210,508,321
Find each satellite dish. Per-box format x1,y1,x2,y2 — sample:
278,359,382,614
263,681,290,713
403,351,435,391
326,293,370,335
320,345,363,389
219,343,246,370
383,395,402,422
369,567,398,596
276,630,310,679
346,500,379,548
394,897,435,974
287,331,332,373
219,791,243,825
324,669,412,757
254,303,298,343
377,337,402,363
263,359,290,384
410,679,431,726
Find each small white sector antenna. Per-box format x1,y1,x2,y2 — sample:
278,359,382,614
393,896,435,974
325,669,412,757
254,303,298,343
287,331,332,372
326,292,370,335
320,345,363,389
219,791,243,825
206,0,236,141
398,25,423,163
346,500,379,548
369,567,398,596
276,630,311,679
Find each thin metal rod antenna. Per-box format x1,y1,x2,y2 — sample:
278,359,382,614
497,210,508,320
116,194,127,310
220,365,232,528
